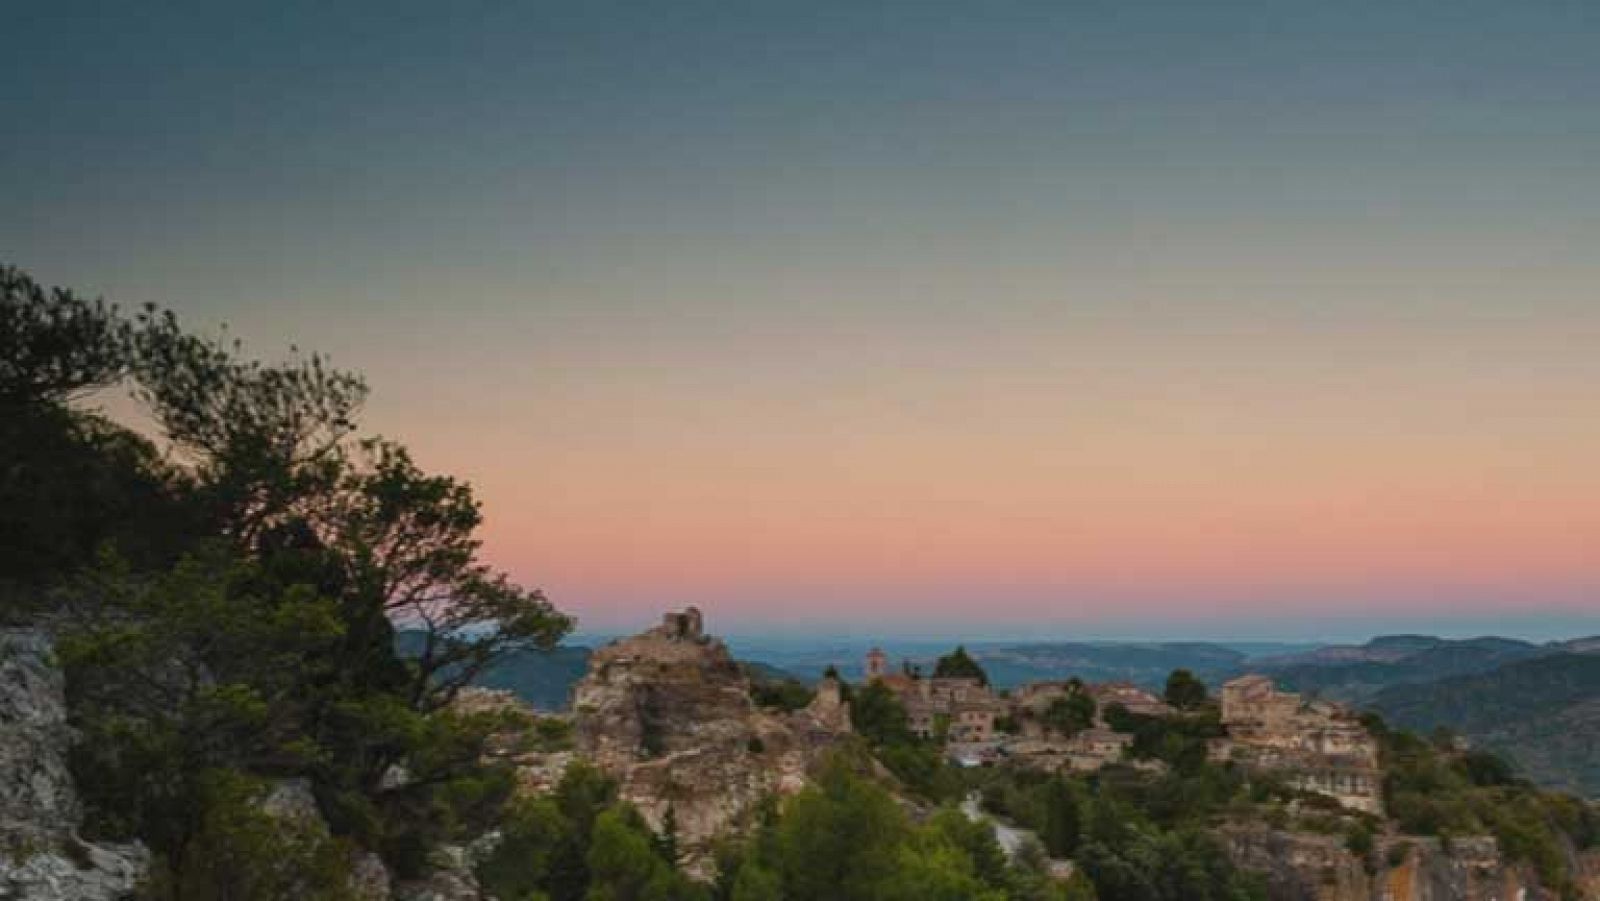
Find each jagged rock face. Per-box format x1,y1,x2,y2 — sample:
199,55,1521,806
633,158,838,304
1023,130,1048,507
1579,850,1600,898
1220,826,1370,900
0,630,148,901
1219,825,1568,901
392,838,498,901
570,618,849,871
0,631,79,839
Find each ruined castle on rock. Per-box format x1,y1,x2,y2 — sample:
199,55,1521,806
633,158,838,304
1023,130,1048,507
568,608,850,875
658,606,705,642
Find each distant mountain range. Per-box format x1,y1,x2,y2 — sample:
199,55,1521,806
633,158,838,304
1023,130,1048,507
1370,652,1600,798
721,637,1319,689
394,630,592,711
970,642,1251,690
1256,635,1553,703
1250,634,1600,798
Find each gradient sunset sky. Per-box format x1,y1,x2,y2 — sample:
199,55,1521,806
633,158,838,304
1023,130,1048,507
6,1,1598,639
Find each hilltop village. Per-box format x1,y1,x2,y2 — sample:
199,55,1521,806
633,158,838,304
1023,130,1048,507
857,643,1384,815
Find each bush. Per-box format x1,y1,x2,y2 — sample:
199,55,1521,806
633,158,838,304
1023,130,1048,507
140,770,355,901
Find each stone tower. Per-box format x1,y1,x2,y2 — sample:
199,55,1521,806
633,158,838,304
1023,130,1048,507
865,647,887,680
658,606,705,641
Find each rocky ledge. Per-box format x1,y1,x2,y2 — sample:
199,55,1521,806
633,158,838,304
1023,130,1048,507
570,608,851,873
0,630,148,901
1218,822,1576,901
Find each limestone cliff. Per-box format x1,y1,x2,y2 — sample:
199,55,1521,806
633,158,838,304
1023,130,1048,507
570,609,850,870
1219,823,1582,901
0,630,148,901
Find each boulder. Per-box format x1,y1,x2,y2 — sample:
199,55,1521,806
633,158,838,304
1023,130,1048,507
0,630,148,901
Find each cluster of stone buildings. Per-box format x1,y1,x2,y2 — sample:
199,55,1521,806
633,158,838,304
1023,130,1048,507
864,647,1007,743
1210,674,1384,815
861,647,1168,770
859,648,1384,814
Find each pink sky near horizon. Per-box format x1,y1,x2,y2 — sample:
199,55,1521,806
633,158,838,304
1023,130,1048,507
368,300,1600,633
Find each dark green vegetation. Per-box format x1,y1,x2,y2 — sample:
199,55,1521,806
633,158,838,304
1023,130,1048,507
476,763,704,901
3,265,571,896
975,761,1266,900
1370,653,1600,799
711,750,1096,901
1263,635,1548,704
1162,669,1207,711
934,644,991,684
1366,714,1600,894
747,666,816,714
845,679,963,801
1041,689,1097,739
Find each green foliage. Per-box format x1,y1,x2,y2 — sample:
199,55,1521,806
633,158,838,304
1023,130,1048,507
1103,705,1221,775
1376,721,1596,892
1162,670,1208,711
848,680,913,747
1039,776,1084,857
139,770,355,901
4,264,576,886
933,645,989,685
480,782,706,901
1043,692,1096,739
971,750,1269,901
1343,820,1375,858
586,807,706,901
1076,827,1264,901
750,676,814,713
0,265,129,407
923,806,1010,888
476,763,678,901
774,757,909,900
845,680,961,800
728,860,781,901
0,266,196,612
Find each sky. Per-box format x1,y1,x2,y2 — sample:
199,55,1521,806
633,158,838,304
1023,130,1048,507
5,1,1599,641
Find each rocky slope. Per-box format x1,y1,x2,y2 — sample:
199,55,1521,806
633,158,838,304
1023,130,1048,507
570,609,851,872
1220,824,1598,901
0,630,147,901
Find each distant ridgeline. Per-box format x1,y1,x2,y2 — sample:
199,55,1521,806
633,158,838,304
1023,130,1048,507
394,629,592,711
1259,634,1600,799
1370,652,1600,799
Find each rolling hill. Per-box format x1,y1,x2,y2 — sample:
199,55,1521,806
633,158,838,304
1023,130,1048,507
1259,635,1547,703
1370,652,1600,798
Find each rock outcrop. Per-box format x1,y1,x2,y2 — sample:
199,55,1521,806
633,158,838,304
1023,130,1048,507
570,608,850,872
1218,823,1569,901
0,630,148,901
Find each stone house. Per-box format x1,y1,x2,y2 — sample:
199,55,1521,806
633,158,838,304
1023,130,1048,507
864,648,1003,743
1214,674,1383,815
1086,681,1174,720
